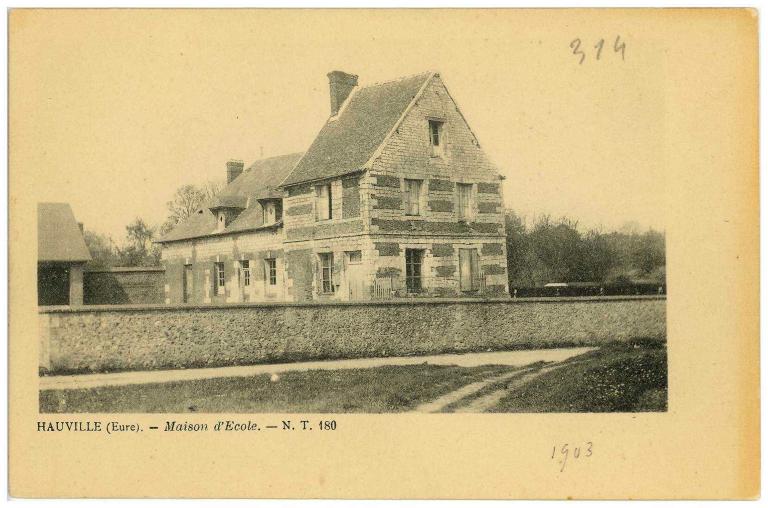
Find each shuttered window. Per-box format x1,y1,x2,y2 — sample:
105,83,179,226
457,183,473,220
315,184,332,221
459,249,480,292
404,179,422,216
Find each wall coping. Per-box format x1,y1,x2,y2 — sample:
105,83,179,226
85,266,165,273
38,295,666,314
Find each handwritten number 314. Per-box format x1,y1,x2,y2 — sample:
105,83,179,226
570,36,626,64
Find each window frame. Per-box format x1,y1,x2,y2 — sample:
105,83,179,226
214,262,225,295
346,250,362,264
265,258,277,286
405,248,425,293
428,119,445,157
319,252,335,293
240,260,250,287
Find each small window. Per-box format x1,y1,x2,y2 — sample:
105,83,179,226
428,120,444,157
263,202,275,225
240,260,250,287
265,258,277,286
214,262,225,295
315,184,333,221
262,201,283,225
404,179,422,216
346,250,362,264
319,253,334,293
405,249,424,293
457,183,473,220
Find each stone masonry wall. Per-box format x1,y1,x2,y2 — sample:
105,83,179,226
83,268,165,305
39,296,666,374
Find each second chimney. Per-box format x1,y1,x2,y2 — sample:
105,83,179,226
327,70,358,116
226,160,245,183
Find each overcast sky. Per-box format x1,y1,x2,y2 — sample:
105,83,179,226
14,10,666,241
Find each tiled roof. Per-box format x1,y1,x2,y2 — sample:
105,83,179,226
157,153,302,243
38,203,92,262
224,152,304,200
280,71,434,187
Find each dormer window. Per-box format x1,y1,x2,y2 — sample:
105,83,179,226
262,200,282,225
217,212,227,231
429,119,444,157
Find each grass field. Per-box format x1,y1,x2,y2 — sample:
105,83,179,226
488,341,667,412
40,363,515,413
40,342,667,413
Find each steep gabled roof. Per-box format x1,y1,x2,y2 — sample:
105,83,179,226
223,152,304,200
280,71,435,187
157,152,302,243
38,203,92,263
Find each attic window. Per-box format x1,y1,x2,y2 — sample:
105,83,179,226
429,120,444,157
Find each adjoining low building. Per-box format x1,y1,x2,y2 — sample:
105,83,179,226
37,203,92,306
157,70,509,304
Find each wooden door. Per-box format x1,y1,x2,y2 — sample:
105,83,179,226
346,251,364,300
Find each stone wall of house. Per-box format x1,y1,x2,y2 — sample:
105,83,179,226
371,237,508,297
39,296,666,374
83,267,165,305
367,75,506,236
161,228,287,304
278,74,510,302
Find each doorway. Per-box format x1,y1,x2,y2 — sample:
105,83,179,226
346,250,364,300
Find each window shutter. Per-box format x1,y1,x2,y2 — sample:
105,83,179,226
470,249,480,290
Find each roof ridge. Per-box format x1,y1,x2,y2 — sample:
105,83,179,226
246,151,304,168
357,70,435,90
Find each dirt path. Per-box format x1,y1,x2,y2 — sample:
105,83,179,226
450,364,563,413
411,368,537,413
40,347,594,391
412,362,571,413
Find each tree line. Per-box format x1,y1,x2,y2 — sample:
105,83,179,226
504,211,665,289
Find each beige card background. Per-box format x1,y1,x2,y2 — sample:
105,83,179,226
9,9,759,499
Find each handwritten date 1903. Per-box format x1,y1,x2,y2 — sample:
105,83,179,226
551,442,593,472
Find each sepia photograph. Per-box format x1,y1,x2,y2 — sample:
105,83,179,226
35,27,666,415
10,7,758,500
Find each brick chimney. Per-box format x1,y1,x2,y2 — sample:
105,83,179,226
327,70,358,116
226,160,244,183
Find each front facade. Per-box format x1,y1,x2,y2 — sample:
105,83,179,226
158,70,508,304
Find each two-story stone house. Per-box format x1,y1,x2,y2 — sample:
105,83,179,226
157,70,509,303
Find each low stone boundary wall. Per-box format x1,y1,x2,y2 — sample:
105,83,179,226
39,296,666,374
83,267,165,305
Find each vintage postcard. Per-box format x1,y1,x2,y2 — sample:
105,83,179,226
8,8,759,499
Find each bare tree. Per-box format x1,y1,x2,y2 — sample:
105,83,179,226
161,181,224,236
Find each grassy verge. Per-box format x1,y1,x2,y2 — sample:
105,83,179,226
488,341,667,413
40,363,515,413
